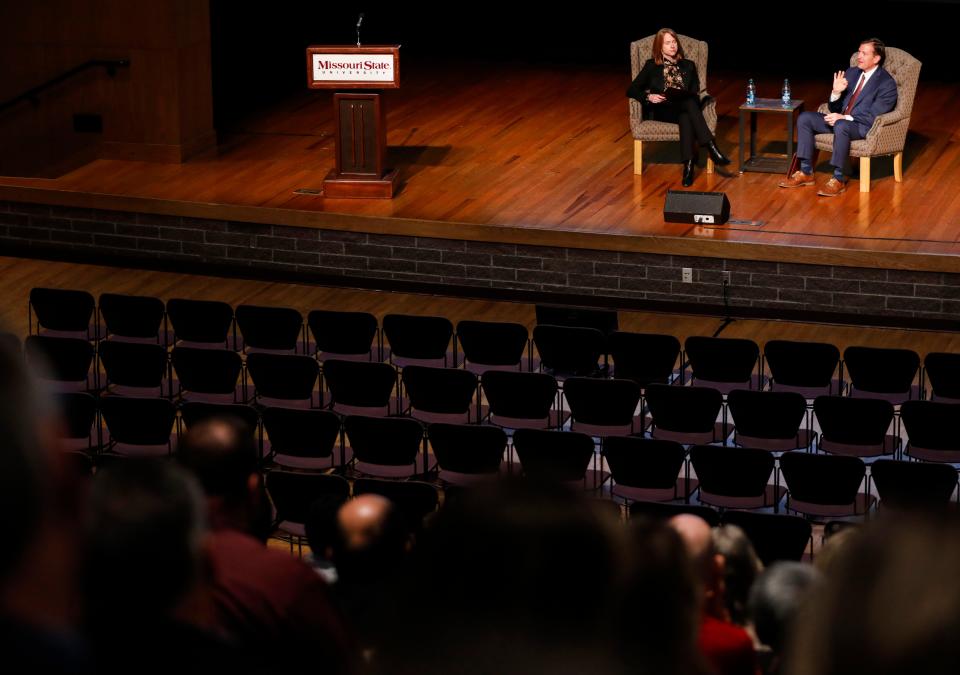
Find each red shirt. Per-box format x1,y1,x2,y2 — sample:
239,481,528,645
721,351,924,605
699,614,757,675
206,529,352,673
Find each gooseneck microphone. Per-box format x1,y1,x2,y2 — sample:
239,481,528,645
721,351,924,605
356,13,364,47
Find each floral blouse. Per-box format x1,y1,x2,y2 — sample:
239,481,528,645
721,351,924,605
663,59,685,90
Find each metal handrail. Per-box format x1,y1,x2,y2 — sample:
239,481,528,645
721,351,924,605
0,58,129,115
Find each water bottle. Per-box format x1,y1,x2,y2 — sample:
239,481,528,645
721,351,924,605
746,78,756,106
781,79,791,107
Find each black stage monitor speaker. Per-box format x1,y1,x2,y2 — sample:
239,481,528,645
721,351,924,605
663,190,730,225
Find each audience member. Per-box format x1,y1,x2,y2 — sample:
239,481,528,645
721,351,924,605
177,417,352,675
382,479,628,675
670,514,757,675
788,513,960,675
621,518,712,675
812,522,860,577
330,494,410,662
713,524,763,626
0,339,89,672
747,562,821,675
81,459,241,674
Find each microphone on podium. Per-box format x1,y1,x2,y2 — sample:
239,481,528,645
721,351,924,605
356,13,364,47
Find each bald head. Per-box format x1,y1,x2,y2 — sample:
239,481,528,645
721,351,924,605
177,417,258,501
669,514,728,618
669,514,716,567
338,494,394,551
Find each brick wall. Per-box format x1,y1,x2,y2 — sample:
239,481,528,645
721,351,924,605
2,200,958,326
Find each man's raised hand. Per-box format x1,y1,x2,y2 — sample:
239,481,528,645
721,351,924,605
832,70,848,96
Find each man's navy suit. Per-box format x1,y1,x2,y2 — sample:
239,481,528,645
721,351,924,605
796,65,898,172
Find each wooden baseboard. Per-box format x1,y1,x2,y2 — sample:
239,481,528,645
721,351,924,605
323,169,400,199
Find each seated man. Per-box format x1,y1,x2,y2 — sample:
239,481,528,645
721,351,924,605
670,515,757,675
779,38,897,197
177,418,353,674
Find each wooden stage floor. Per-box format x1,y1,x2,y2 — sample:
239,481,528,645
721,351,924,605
2,61,959,269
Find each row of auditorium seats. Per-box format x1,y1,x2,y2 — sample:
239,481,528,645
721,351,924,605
34,347,960,465
53,389,960,521
259,472,823,564
261,470,820,565
23,287,960,401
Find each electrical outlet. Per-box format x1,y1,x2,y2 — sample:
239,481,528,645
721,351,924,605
682,268,693,283
722,271,732,285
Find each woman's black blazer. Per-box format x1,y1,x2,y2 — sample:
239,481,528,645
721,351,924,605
626,58,701,104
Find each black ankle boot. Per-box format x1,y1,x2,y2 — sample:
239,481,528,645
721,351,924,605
707,140,731,166
682,160,695,187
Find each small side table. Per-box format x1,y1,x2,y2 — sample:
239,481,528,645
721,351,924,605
738,98,805,173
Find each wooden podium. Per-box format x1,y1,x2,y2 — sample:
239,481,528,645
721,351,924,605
307,45,400,199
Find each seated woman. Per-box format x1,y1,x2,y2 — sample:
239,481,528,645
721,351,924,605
627,28,730,187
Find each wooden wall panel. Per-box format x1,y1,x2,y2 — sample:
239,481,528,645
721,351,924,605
0,1,215,170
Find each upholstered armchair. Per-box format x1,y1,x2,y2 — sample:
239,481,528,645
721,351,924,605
629,34,717,175
815,47,921,192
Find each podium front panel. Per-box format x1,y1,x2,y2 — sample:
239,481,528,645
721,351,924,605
335,93,386,177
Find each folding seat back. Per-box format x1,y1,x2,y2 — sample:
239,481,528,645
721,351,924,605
690,445,782,510
870,459,958,510
481,370,565,429
563,377,642,436
166,298,236,348
401,365,478,423
900,400,960,462
25,335,95,391
322,359,398,416
55,392,99,452
353,478,440,534
764,339,841,397
814,395,896,457
100,396,177,456
685,336,761,392
644,383,726,444
923,352,960,402
261,407,342,470
266,471,351,537
99,293,166,344
344,415,429,478
29,287,96,339
603,436,693,503
171,347,244,402
308,310,380,361
608,331,681,387
383,314,454,367
98,340,168,396
246,352,320,408
456,320,529,373
533,324,607,379
720,511,812,565
236,304,304,353
844,345,920,403
427,423,507,483
779,451,873,517
512,428,595,484
728,389,811,451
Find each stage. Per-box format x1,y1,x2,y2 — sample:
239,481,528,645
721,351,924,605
1,61,959,326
